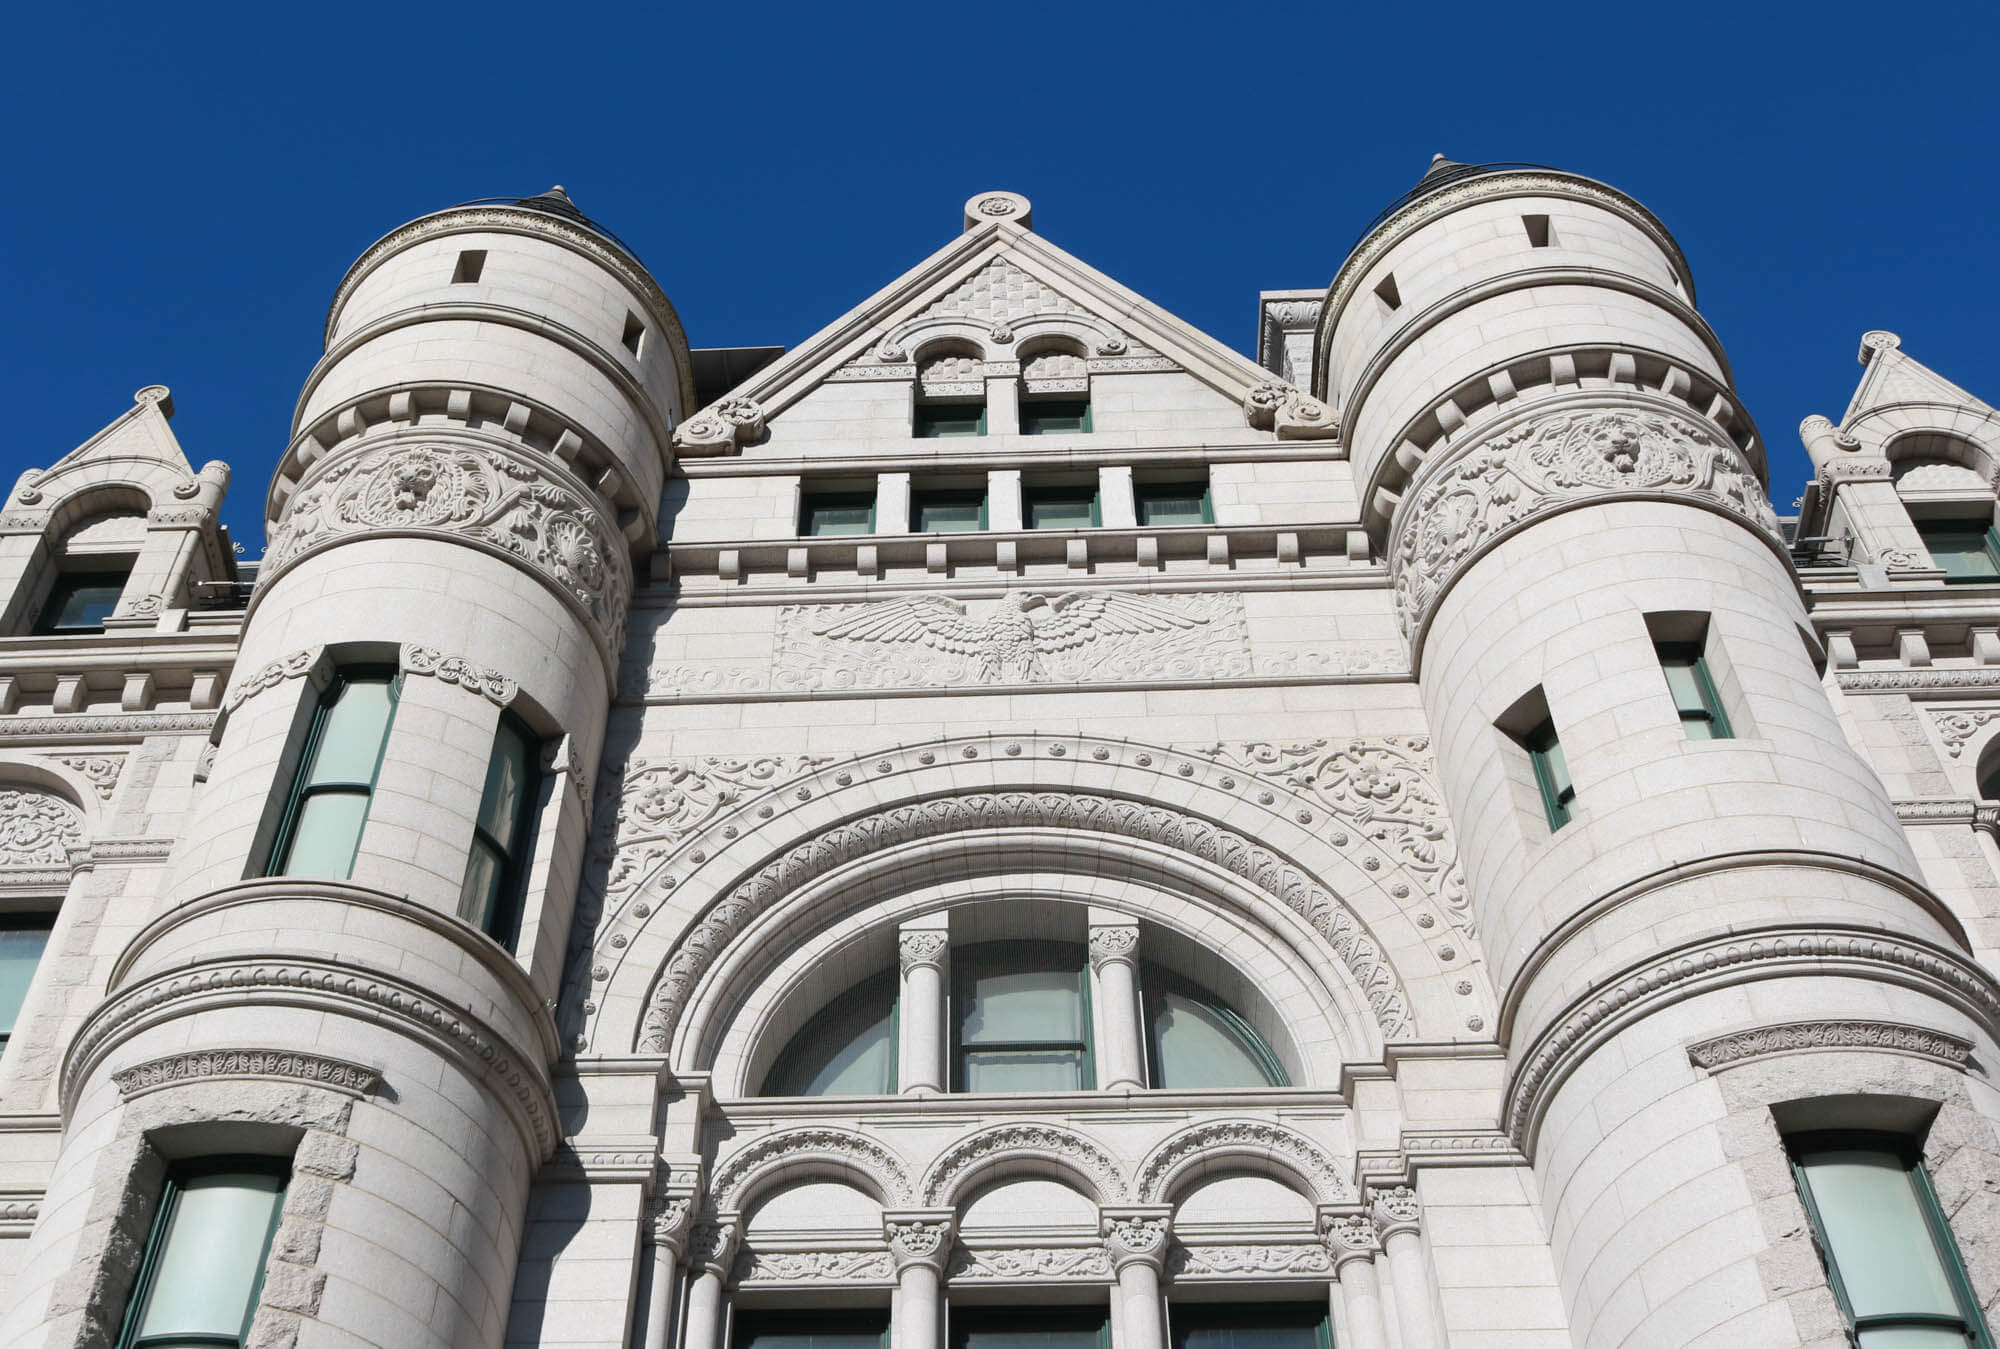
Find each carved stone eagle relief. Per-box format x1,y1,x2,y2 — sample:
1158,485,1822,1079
793,590,1216,685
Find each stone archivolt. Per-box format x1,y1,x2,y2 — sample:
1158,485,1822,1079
1135,1118,1351,1205
920,1123,1128,1206
1390,405,1779,640
708,1126,914,1211
1687,1020,1974,1071
264,439,630,650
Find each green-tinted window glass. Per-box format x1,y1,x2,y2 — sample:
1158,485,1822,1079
955,942,1091,1092
458,715,539,950
953,1308,1106,1349
737,1310,889,1349
1024,487,1099,530
1792,1135,1993,1348
1657,642,1733,740
1525,717,1575,831
801,493,875,537
0,916,54,1047
269,673,398,879
913,491,987,533
1021,400,1091,435
1143,966,1287,1089
1920,523,2000,583
120,1160,288,1349
35,572,127,634
1135,482,1211,527
762,971,898,1096
1171,1303,1331,1349
915,404,986,438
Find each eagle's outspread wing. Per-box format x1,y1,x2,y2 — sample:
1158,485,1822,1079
810,595,990,655
1031,591,1205,652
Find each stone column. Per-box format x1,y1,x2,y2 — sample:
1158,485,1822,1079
680,1217,738,1349
1087,921,1145,1091
1103,1209,1171,1349
886,1211,954,1349
640,1191,694,1349
898,923,950,1094
1371,1186,1441,1349
1322,1212,1388,1349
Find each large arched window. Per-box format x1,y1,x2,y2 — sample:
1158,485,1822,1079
760,970,898,1097
1144,963,1288,1089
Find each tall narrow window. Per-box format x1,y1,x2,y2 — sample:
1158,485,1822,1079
621,312,646,357
118,1158,288,1349
761,971,898,1097
1918,520,2000,583
911,488,987,532
35,571,128,635
1143,965,1287,1089
1170,1303,1331,1349
459,714,539,950
1658,642,1733,740
0,913,53,1051
914,403,986,438
451,249,486,284
737,1310,890,1349
267,672,398,879
800,491,876,537
1523,717,1575,831
954,941,1093,1092
1021,398,1091,435
1790,1133,1993,1348
1134,479,1212,527
1023,483,1100,530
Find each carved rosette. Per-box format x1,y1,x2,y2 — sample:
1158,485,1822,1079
1390,406,1779,642
264,441,630,651
1101,1211,1172,1272
899,930,949,973
1320,1212,1381,1266
884,1211,956,1273
1369,1185,1421,1239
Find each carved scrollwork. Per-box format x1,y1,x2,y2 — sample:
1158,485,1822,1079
1929,707,2000,759
1102,1212,1172,1271
1687,1020,1973,1070
1167,1243,1331,1277
111,1049,381,1099
224,648,319,712
948,1246,1112,1280
54,756,121,801
885,1213,955,1273
673,397,767,456
1392,407,1779,639
1244,381,1340,441
899,930,949,972
647,1193,694,1250
735,1248,894,1283
400,645,519,706
266,442,628,647
0,790,84,867
1086,926,1139,970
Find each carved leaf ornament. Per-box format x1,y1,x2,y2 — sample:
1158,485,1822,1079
0,790,83,866
1392,408,1779,637
266,442,628,645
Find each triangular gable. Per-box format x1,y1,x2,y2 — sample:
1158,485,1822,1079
1844,331,1995,425
14,385,205,512
671,200,1336,453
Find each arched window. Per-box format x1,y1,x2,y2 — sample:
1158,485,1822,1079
31,509,144,635
1143,964,1288,1089
914,349,986,438
760,970,898,1097
953,940,1092,1092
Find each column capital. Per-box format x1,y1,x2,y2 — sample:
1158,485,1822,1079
686,1215,740,1276
1087,924,1140,971
647,1191,696,1253
1319,1209,1381,1266
899,929,950,974
884,1208,956,1273
1369,1184,1421,1239
1101,1206,1173,1271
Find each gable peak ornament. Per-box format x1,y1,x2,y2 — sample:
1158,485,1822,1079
965,191,1032,232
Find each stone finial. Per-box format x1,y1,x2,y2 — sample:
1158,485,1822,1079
964,191,1032,233
134,384,175,419
1859,330,1902,365
884,1210,956,1273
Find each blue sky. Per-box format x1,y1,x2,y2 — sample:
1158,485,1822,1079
5,1,1996,550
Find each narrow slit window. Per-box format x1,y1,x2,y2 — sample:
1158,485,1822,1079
1658,641,1733,740
266,671,398,880
117,1158,289,1349
1524,214,1553,247
452,249,486,284
458,713,540,951
1790,1132,1994,1348
1523,716,1575,831
1375,273,1402,311
621,312,645,357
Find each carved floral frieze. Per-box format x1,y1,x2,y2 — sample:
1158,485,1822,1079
1391,407,1779,638
1687,1020,1973,1070
733,1248,893,1283
948,1246,1112,1280
0,790,84,867
111,1049,382,1100
265,442,629,647
1166,1243,1330,1277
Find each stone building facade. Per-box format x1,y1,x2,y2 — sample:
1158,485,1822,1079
0,163,1996,1348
